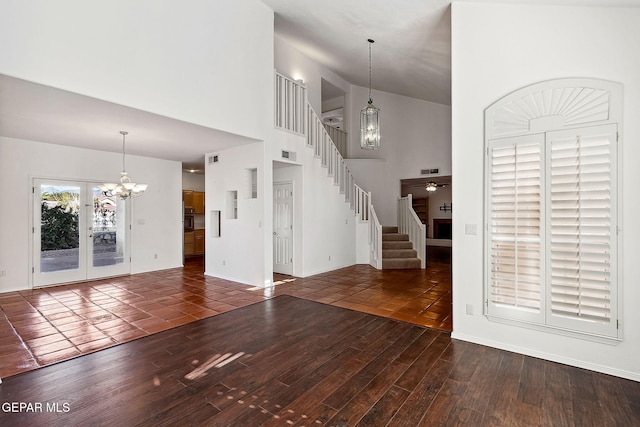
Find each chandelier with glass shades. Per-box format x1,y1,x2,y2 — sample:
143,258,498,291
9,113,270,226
361,38,380,149
100,131,148,199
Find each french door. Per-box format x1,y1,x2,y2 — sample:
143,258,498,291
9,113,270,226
33,179,130,287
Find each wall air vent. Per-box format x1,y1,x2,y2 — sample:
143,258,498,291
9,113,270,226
420,168,439,175
281,150,297,161
209,155,219,165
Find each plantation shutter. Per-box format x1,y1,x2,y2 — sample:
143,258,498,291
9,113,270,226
484,79,621,340
546,124,617,337
487,135,544,324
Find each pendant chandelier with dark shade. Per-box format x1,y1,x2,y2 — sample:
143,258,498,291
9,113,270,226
100,131,148,200
361,38,380,149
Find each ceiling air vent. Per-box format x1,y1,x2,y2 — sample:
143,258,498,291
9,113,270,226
208,155,219,165
282,150,297,161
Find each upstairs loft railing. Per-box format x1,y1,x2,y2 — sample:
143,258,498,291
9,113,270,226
323,124,348,159
275,71,382,269
398,194,426,269
275,71,306,136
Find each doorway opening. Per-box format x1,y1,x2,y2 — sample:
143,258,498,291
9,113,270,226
400,175,452,264
401,175,452,331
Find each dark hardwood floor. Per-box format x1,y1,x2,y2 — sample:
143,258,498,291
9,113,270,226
1,295,639,426
0,258,451,379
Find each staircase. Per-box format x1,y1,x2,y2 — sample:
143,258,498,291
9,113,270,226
276,71,424,270
381,226,421,269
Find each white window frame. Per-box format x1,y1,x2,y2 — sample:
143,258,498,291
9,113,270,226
484,78,622,341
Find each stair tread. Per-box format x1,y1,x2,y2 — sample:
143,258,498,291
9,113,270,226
382,241,413,247
382,233,410,241
382,249,417,257
382,257,422,270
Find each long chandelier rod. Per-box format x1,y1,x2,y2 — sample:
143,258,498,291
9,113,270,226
367,38,374,103
120,130,128,172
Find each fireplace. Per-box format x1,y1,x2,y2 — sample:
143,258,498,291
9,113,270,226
433,218,452,239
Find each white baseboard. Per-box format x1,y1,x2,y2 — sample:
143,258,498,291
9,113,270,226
451,331,640,382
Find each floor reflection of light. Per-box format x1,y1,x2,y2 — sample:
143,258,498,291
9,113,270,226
184,352,247,380
246,278,297,297
153,376,161,386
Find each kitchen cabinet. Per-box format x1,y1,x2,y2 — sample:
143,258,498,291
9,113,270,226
184,231,194,256
183,190,194,208
194,229,205,255
193,192,205,214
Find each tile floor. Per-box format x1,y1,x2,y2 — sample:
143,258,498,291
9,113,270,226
0,257,451,379
271,262,452,329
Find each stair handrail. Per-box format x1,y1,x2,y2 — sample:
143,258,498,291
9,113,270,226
368,194,383,269
354,184,369,221
398,194,426,268
304,101,372,223
274,70,381,268
323,124,348,158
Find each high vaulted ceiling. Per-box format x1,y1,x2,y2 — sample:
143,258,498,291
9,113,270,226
263,0,452,105
262,0,640,106
3,0,640,172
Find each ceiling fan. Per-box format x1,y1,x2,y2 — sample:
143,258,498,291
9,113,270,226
413,181,447,192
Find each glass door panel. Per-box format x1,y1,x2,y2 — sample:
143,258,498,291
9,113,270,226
87,184,129,279
34,180,87,286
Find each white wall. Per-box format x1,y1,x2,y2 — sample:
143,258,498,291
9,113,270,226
205,142,267,286
347,86,452,225
0,137,183,293
452,2,640,380
298,143,358,276
0,0,274,140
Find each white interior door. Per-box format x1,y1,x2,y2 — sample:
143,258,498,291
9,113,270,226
33,179,130,287
273,182,293,275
